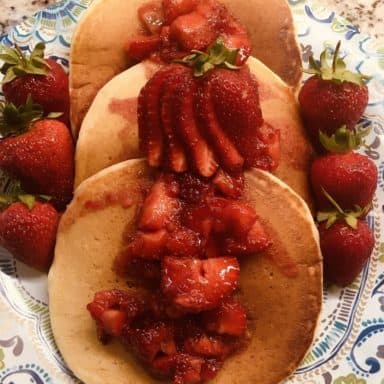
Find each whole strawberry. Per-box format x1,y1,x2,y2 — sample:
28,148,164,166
0,194,59,271
0,43,70,126
299,42,370,150
311,151,377,210
319,219,374,287
0,98,74,208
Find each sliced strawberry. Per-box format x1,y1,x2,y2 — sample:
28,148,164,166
223,219,271,256
183,333,236,360
212,169,244,199
138,66,173,167
163,0,200,24
200,359,221,381
138,175,181,231
170,11,218,51
138,3,164,34
202,298,247,336
210,67,280,171
174,353,205,384
208,197,257,238
125,35,161,61
161,256,240,312
166,228,204,258
124,320,177,362
197,77,244,173
161,66,188,172
174,69,218,177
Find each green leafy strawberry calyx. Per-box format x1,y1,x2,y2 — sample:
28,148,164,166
0,183,51,211
177,38,241,77
0,95,62,138
304,41,371,86
317,187,370,229
319,125,370,153
0,42,50,84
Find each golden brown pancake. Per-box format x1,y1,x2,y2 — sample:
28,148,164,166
49,159,322,384
74,56,314,208
69,0,302,138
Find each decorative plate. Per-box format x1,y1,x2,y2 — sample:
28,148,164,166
0,0,384,383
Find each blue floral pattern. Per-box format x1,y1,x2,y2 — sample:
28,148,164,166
0,0,384,382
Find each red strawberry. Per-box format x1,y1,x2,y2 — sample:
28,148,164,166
0,196,59,271
161,256,239,312
202,298,247,336
166,228,204,258
0,101,74,208
182,203,214,239
171,66,218,177
160,66,188,172
163,0,200,24
123,320,177,362
318,219,374,287
138,66,173,167
177,172,212,204
170,11,218,51
138,2,164,34
317,194,375,287
212,169,244,199
138,174,181,231
209,67,280,171
299,42,369,149
0,43,70,126
125,36,161,61
208,197,257,238
310,152,377,211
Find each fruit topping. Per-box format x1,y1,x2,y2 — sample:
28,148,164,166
138,174,181,231
161,256,240,312
0,98,74,209
310,152,377,211
127,0,252,65
299,42,369,151
0,193,59,272
0,43,70,125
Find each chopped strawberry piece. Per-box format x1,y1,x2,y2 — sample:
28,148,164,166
100,309,127,337
197,77,244,173
161,66,189,172
223,219,271,255
126,258,162,281
174,353,205,384
138,66,173,167
139,175,181,231
166,228,204,258
87,290,145,341
124,320,177,362
212,169,244,198
184,333,235,360
120,230,169,262
170,11,218,51
202,298,247,336
148,292,186,319
173,69,218,177
161,256,240,312
125,35,161,61
157,26,187,62
182,203,213,239
177,172,212,204
221,32,251,66
163,0,200,24
138,3,164,34
208,197,257,238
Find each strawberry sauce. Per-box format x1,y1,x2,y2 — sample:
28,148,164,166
88,1,281,383
108,97,138,125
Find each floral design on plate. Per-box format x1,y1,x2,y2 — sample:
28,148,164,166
0,0,384,383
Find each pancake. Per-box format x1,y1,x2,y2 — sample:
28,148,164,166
74,56,314,208
49,158,322,384
69,0,302,138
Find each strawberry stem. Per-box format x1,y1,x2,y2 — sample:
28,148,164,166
332,41,341,73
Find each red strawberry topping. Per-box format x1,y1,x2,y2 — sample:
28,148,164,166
161,256,240,312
